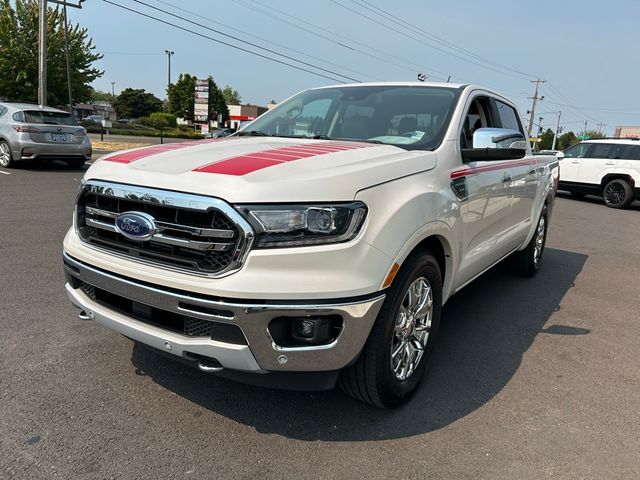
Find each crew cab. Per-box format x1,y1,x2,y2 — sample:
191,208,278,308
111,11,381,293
63,82,559,408
557,138,640,208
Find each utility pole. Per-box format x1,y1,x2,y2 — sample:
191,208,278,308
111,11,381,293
62,1,72,112
583,120,588,135
38,0,47,105
111,81,116,98
552,111,562,150
526,78,546,146
165,50,174,93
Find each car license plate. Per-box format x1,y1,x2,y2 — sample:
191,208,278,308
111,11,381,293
51,133,67,142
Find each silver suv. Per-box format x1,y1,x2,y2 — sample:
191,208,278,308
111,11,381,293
0,103,92,169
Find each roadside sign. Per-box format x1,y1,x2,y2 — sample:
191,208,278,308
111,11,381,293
578,135,590,140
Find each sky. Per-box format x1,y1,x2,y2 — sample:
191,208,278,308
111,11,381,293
69,0,640,136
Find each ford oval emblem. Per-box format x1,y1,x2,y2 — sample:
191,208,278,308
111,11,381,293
115,211,156,241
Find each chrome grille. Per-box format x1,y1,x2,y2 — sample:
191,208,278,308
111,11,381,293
75,181,254,276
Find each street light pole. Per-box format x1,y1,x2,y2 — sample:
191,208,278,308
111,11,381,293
552,111,562,151
111,81,116,98
62,2,73,112
165,50,174,93
38,0,47,105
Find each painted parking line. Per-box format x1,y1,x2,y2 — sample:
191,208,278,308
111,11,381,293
0,170,10,175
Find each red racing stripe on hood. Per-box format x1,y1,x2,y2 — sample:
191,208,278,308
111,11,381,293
104,138,224,164
193,142,372,176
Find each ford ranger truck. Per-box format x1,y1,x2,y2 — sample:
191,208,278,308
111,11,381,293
63,82,559,408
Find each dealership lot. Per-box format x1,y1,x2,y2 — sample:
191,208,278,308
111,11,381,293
1,163,639,479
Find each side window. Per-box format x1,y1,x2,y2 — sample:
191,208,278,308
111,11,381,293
564,143,591,158
585,143,615,159
621,145,640,160
460,96,495,148
0,106,6,117
495,100,523,133
12,111,23,122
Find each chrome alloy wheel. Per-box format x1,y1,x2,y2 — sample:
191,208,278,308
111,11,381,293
533,215,546,265
604,182,625,207
390,277,433,381
0,142,10,167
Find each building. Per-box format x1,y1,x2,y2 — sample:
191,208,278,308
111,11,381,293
225,104,269,129
73,101,117,121
613,126,640,139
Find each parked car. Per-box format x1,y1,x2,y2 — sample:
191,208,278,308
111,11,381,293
84,115,105,124
0,102,92,169
206,128,235,138
534,149,560,156
63,82,559,407
558,138,640,208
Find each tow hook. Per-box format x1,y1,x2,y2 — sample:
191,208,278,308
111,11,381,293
78,310,93,321
197,359,224,373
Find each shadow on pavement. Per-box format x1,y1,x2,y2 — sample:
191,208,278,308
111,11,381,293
556,191,640,211
130,247,587,441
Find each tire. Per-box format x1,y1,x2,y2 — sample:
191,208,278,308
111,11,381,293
602,179,633,209
510,205,548,277
339,251,442,408
570,191,586,198
0,140,14,168
67,158,86,169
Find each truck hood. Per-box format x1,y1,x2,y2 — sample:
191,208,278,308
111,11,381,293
86,137,437,202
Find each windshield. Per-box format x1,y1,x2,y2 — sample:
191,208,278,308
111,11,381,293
242,85,460,150
22,110,77,126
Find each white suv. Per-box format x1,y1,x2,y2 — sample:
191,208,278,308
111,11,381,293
558,139,640,208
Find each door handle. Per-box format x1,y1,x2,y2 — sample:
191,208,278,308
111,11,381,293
605,162,615,165
571,161,580,164
502,174,512,183
528,168,537,175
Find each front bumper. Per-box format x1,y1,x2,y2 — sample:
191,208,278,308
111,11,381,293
63,253,385,374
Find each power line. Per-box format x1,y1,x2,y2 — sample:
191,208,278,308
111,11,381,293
327,0,533,81
99,0,349,83
102,51,164,56
129,0,361,83
234,0,461,82
351,0,535,79
152,0,378,81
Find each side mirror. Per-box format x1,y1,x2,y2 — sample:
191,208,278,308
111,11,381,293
556,151,565,159
462,128,527,162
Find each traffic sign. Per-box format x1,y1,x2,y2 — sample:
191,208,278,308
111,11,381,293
578,135,590,140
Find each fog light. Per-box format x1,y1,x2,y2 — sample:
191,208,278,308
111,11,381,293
295,318,317,338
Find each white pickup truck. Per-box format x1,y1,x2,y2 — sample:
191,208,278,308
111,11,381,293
63,82,559,408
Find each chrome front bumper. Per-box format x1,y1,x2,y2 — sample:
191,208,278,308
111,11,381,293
63,253,385,373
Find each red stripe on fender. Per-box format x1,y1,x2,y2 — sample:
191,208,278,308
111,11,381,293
451,158,534,179
104,139,223,164
194,142,372,176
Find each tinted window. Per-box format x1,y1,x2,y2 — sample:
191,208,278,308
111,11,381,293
620,145,640,160
22,110,77,125
495,100,522,132
0,106,6,117
585,143,615,159
563,143,591,158
12,111,23,122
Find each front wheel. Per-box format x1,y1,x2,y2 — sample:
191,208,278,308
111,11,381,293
0,141,14,168
603,179,633,209
339,251,442,408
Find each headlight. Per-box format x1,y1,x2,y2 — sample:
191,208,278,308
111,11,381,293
238,202,367,248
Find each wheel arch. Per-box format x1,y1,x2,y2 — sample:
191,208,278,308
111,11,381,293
601,173,635,190
387,228,455,302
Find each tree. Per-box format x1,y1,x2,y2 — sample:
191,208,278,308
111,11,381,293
537,128,555,150
0,0,103,105
114,88,162,118
90,89,114,103
222,85,241,104
583,129,606,140
556,131,579,150
166,73,229,123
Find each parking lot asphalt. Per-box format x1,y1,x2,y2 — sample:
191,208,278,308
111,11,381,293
1,161,639,479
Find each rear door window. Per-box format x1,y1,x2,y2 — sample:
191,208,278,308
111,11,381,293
23,110,77,125
585,143,615,159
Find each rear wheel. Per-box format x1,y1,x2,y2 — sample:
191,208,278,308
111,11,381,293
602,179,633,209
0,141,14,168
339,251,442,408
510,205,548,277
